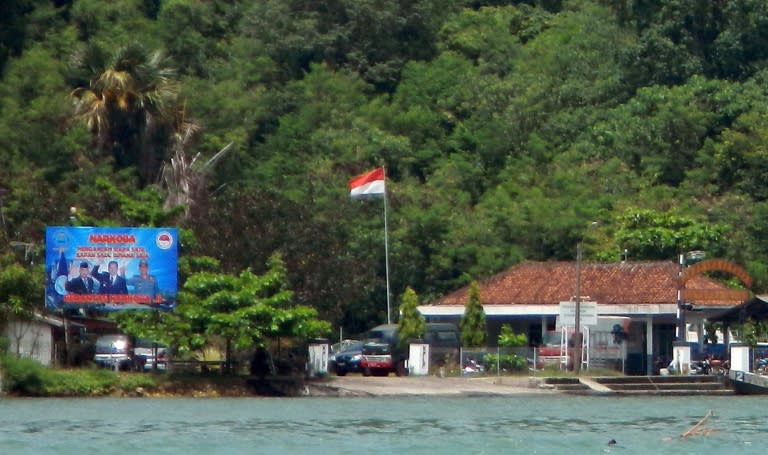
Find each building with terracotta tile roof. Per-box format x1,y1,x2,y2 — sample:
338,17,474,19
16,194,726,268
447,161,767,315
418,260,751,374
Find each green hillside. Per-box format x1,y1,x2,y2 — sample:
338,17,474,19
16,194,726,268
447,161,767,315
2,0,768,334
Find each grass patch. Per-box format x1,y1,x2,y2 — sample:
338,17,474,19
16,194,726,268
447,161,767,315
40,368,118,396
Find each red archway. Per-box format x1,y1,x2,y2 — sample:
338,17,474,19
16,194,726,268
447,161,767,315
680,259,752,302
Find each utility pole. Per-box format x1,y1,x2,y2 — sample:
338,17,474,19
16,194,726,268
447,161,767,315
574,241,583,375
574,222,598,375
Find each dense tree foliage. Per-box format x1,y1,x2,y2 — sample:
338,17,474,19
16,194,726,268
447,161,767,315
1,0,768,337
0,253,40,325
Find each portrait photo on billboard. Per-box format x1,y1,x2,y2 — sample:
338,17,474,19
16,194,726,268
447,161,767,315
45,227,178,312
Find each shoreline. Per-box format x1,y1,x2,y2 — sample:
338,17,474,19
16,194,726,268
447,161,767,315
4,372,555,398
116,374,560,398
303,374,558,397
4,372,733,397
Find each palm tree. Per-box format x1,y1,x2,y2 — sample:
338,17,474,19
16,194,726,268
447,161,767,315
70,43,189,186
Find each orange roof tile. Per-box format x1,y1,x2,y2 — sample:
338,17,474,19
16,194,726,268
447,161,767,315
430,261,746,307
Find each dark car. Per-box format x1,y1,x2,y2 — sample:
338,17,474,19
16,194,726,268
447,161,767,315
332,341,364,376
133,339,169,371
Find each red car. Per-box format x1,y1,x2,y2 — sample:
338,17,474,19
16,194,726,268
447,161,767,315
360,342,400,377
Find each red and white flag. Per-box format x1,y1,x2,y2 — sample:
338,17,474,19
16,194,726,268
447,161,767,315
348,167,385,199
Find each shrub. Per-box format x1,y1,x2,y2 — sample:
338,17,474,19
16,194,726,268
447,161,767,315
0,336,10,354
0,355,161,396
498,325,528,347
1,354,47,395
482,352,528,373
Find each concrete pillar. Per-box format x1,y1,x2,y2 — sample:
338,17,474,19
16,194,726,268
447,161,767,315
408,343,430,376
646,315,654,375
695,322,704,354
672,341,691,375
307,339,329,377
730,343,750,372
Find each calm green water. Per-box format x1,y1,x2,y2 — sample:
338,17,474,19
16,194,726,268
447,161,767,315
0,395,764,454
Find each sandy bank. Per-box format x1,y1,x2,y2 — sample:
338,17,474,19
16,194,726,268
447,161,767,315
306,374,558,397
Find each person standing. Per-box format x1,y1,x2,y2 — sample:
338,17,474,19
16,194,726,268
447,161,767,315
65,262,95,294
92,260,128,294
127,259,160,301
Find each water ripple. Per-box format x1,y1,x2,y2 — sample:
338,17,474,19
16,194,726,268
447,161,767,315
0,396,763,454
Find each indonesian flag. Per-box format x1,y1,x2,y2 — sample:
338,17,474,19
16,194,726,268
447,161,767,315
348,167,386,199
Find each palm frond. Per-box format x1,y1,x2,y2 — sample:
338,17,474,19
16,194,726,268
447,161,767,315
160,141,234,217
95,69,132,98
70,42,193,185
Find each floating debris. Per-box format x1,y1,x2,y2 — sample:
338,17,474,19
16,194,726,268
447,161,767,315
680,410,717,438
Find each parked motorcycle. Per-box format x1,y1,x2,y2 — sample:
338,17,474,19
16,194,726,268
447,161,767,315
462,359,485,375
709,358,729,375
690,359,711,375
690,357,729,375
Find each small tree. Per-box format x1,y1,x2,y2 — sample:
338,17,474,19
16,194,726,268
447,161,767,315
498,324,528,347
117,253,331,373
483,324,529,373
460,281,486,347
397,287,426,349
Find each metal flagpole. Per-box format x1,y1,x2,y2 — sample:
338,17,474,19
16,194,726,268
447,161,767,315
383,167,392,324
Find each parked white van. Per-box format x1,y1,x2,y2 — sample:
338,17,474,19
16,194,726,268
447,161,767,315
93,334,132,371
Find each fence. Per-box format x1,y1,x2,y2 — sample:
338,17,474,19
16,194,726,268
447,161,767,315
458,340,626,377
459,347,536,376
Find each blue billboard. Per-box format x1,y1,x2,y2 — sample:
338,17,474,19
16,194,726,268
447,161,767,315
45,227,178,311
